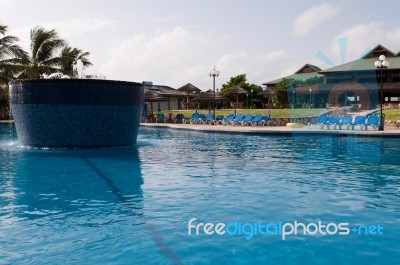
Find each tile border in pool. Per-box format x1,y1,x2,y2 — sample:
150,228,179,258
140,123,400,137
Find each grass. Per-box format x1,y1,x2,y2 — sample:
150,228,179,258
159,108,400,120
160,108,326,119
384,109,400,120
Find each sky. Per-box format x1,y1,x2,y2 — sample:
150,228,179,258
1,0,400,90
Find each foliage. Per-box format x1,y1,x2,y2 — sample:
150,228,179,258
59,45,92,77
0,24,93,118
219,74,262,105
18,26,66,78
0,25,29,84
17,26,92,79
271,76,324,107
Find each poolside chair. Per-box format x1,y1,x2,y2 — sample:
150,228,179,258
222,114,235,125
327,115,340,129
156,113,165,123
240,114,253,126
214,115,224,125
261,116,270,126
250,114,263,126
365,116,380,130
201,113,214,124
175,114,185,124
231,113,245,126
166,113,173,123
183,112,200,124
339,115,353,130
198,114,205,121
315,114,328,129
351,115,366,130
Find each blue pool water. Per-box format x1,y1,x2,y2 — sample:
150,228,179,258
0,125,399,265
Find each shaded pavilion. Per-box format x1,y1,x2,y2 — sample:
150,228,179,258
177,83,201,110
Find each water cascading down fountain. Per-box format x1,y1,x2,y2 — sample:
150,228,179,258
10,61,144,148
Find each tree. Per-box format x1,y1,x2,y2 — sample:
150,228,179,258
0,25,29,119
0,25,29,84
59,45,92,77
272,76,324,108
18,26,67,78
220,74,262,106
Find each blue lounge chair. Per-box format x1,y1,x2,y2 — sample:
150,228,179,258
261,116,270,126
201,113,214,124
175,113,184,124
250,114,263,126
222,114,235,125
365,116,380,130
316,115,328,129
214,115,224,124
327,115,340,129
231,113,245,126
184,112,200,124
351,115,366,130
156,113,165,123
240,114,253,126
340,115,353,130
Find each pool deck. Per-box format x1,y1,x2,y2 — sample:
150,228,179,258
2,120,399,136
141,123,400,137
0,120,13,125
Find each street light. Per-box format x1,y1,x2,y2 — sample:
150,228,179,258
309,88,312,109
209,65,220,118
374,55,390,131
292,89,295,109
250,88,254,109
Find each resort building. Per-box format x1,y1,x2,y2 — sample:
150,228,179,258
144,84,187,112
264,44,400,110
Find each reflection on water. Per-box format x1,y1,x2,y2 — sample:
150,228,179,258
13,148,143,220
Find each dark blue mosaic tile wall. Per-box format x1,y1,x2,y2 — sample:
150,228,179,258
10,79,143,148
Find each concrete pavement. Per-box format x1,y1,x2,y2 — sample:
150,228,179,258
141,122,400,137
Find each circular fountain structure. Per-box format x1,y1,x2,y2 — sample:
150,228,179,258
10,79,144,148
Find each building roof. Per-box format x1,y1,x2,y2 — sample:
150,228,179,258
144,85,187,98
263,72,322,86
361,44,396,59
320,56,400,73
264,44,400,86
177,83,201,92
294,64,322,74
263,63,322,86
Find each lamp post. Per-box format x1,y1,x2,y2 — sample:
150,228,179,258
209,65,220,118
374,55,390,131
292,89,295,109
246,93,249,109
309,88,312,109
250,89,253,109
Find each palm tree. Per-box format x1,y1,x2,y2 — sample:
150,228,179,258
0,25,29,84
19,26,66,78
59,45,92,77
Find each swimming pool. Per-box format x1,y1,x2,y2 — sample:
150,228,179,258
0,125,399,264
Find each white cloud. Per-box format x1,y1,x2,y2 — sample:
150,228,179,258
97,26,296,89
45,16,117,37
0,0,18,6
216,50,293,86
313,22,400,68
293,3,341,37
6,15,117,58
138,15,183,23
